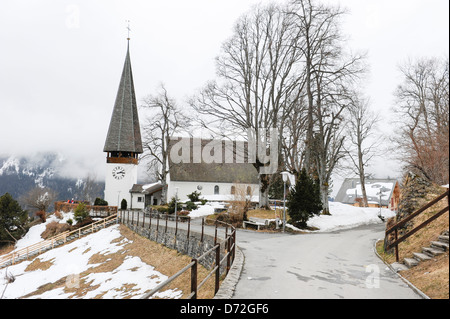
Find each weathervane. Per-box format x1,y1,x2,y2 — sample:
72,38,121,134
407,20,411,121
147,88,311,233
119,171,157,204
126,20,131,41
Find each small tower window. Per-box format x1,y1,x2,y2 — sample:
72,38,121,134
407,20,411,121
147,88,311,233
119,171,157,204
214,185,220,195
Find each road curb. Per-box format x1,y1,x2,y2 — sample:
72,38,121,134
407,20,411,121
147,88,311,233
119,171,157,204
213,245,245,299
374,239,430,299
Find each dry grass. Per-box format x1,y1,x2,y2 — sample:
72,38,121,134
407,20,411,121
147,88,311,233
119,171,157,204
20,225,218,299
247,208,287,220
0,244,15,256
25,258,55,272
377,190,449,299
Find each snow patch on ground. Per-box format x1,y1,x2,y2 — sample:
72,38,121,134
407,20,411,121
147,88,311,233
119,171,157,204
0,224,182,299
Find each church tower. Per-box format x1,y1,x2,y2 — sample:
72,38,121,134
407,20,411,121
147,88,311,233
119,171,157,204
103,40,143,207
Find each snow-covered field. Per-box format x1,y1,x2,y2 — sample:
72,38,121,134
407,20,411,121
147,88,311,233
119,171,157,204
307,202,396,232
0,215,182,299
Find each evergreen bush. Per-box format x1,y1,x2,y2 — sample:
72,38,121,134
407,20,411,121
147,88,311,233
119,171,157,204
94,197,108,206
74,202,90,224
121,199,127,210
286,168,323,228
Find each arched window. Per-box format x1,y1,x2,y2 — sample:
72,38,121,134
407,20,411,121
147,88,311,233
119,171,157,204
247,186,252,196
231,186,236,195
214,185,220,195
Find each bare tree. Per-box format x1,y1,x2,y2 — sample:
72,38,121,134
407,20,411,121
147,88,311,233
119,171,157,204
281,95,308,174
20,187,57,213
288,0,367,214
191,3,305,208
343,94,382,207
78,173,102,204
141,84,189,204
392,57,449,185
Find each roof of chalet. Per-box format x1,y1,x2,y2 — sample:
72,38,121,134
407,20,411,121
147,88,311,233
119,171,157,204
130,183,163,195
103,42,143,154
335,178,399,206
168,138,259,184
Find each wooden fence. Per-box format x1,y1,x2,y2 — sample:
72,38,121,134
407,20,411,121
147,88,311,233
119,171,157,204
0,214,119,269
385,188,449,262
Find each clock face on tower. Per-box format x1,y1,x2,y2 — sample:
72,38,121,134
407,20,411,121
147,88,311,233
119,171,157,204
112,166,126,180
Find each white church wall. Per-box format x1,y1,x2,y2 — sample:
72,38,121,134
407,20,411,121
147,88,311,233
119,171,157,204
167,180,259,203
104,163,138,207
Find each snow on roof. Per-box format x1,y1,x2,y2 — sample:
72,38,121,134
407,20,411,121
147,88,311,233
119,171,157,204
335,178,398,206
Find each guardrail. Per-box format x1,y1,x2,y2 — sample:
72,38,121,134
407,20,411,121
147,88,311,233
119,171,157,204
0,213,118,269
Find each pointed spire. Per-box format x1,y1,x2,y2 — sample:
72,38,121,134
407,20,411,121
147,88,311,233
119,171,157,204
103,43,143,154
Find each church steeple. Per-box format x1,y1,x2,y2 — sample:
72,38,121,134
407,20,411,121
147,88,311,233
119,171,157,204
103,41,143,161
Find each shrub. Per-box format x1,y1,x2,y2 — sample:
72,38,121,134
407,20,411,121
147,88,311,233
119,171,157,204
187,191,202,202
41,221,71,239
154,205,168,213
74,203,90,224
35,210,46,223
167,197,182,214
121,199,127,210
94,198,108,206
185,201,198,211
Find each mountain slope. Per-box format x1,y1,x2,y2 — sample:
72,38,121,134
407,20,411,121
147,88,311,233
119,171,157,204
0,153,104,203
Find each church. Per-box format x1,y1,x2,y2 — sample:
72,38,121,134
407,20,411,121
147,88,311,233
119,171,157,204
103,39,143,209
103,40,259,209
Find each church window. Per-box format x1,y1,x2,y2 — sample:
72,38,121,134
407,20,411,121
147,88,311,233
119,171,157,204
231,186,236,195
214,185,220,195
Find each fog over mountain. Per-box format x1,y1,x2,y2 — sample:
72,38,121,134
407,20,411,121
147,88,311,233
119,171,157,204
0,152,104,202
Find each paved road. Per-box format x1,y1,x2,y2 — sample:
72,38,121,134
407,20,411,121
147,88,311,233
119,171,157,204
122,213,422,299
232,224,423,299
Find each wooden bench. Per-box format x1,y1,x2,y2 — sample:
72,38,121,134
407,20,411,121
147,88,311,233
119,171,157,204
243,217,268,230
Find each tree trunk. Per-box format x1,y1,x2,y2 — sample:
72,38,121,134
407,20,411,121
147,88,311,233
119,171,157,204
258,173,270,209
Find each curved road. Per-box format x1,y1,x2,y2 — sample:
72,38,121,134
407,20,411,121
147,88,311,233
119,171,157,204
232,224,422,299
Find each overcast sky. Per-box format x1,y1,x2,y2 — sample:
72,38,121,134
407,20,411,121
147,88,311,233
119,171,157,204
0,0,449,185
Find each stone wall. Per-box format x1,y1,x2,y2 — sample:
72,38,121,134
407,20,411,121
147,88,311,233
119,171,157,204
123,221,228,273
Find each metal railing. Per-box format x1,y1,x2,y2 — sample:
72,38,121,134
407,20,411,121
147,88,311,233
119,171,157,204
118,209,237,299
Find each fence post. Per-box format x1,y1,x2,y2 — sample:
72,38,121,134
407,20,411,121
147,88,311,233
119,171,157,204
214,223,218,245
187,217,191,240
191,258,198,299
148,211,152,230
201,218,204,242
394,228,399,262
215,244,220,295
226,235,231,275
232,229,236,262
175,215,178,236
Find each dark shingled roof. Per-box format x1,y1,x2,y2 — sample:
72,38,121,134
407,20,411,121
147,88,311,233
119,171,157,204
168,138,259,184
103,42,143,154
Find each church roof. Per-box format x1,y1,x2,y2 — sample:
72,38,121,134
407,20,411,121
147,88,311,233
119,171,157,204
103,42,143,154
168,138,259,184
